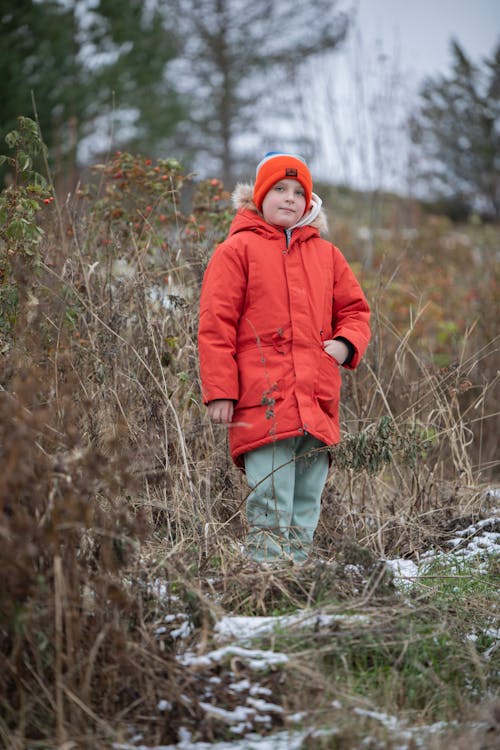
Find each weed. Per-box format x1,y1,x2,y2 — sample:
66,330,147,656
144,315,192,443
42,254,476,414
0,117,52,343
0,125,498,746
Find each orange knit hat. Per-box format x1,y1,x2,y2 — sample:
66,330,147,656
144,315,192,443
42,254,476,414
253,152,313,213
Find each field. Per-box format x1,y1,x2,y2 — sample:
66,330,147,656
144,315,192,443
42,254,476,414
1,141,499,749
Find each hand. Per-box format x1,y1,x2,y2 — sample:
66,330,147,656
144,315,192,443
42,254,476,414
323,339,348,365
207,399,234,424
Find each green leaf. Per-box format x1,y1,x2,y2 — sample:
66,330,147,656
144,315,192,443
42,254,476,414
31,173,48,189
17,151,32,172
5,130,20,149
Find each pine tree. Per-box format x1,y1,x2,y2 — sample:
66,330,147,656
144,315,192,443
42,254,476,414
410,40,500,220
0,0,184,179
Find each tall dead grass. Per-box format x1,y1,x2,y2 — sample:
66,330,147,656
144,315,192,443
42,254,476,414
0,151,498,746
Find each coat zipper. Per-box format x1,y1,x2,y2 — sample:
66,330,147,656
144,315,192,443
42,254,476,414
285,228,292,248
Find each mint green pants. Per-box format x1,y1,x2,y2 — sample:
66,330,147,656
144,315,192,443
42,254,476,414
243,435,329,563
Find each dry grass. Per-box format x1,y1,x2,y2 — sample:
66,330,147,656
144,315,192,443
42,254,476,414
0,151,499,748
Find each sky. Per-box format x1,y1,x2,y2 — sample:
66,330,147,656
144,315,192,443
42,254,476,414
295,0,500,193
354,0,500,85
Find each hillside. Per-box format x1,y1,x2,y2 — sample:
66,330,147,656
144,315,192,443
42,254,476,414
1,142,499,749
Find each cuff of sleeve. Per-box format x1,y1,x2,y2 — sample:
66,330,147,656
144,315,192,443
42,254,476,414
333,336,355,366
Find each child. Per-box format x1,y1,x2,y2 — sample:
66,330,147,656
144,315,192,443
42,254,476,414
198,152,370,564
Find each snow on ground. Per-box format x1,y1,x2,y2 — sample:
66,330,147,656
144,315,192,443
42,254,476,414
178,644,290,671
114,730,308,750
113,710,463,750
114,504,500,750
386,509,500,587
213,611,371,643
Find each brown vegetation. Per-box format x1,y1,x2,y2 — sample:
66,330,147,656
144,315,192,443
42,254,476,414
0,146,498,748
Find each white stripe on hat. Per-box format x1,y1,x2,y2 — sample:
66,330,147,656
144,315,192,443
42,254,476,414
255,151,308,176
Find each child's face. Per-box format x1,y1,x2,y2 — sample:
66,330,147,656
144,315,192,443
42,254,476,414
261,179,307,228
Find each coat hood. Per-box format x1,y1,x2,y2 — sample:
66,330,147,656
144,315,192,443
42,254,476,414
231,182,329,235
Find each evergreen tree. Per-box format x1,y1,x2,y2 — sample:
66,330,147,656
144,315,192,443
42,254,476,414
167,0,350,185
410,40,500,220
0,0,184,179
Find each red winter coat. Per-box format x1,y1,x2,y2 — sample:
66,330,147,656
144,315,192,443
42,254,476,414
198,185,371,467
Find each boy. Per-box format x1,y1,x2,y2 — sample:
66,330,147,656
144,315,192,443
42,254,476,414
198,152,370,563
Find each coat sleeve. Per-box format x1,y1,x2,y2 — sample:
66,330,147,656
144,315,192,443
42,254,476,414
331,246,371,370
198,240,248,403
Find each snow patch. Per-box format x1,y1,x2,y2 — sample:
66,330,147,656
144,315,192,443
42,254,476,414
178,645,289,671
214,612,371,643
386,511,500,590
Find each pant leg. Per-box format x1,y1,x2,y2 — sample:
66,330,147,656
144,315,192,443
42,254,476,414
290,436,329,562
244,438,296,562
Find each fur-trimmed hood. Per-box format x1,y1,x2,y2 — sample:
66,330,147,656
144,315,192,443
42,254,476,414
232,182,329,235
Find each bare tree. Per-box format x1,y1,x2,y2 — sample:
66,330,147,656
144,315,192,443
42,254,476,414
167,0,351,185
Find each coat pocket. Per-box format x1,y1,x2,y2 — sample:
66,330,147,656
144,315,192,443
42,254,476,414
314,351,341,417
236,347,286,410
